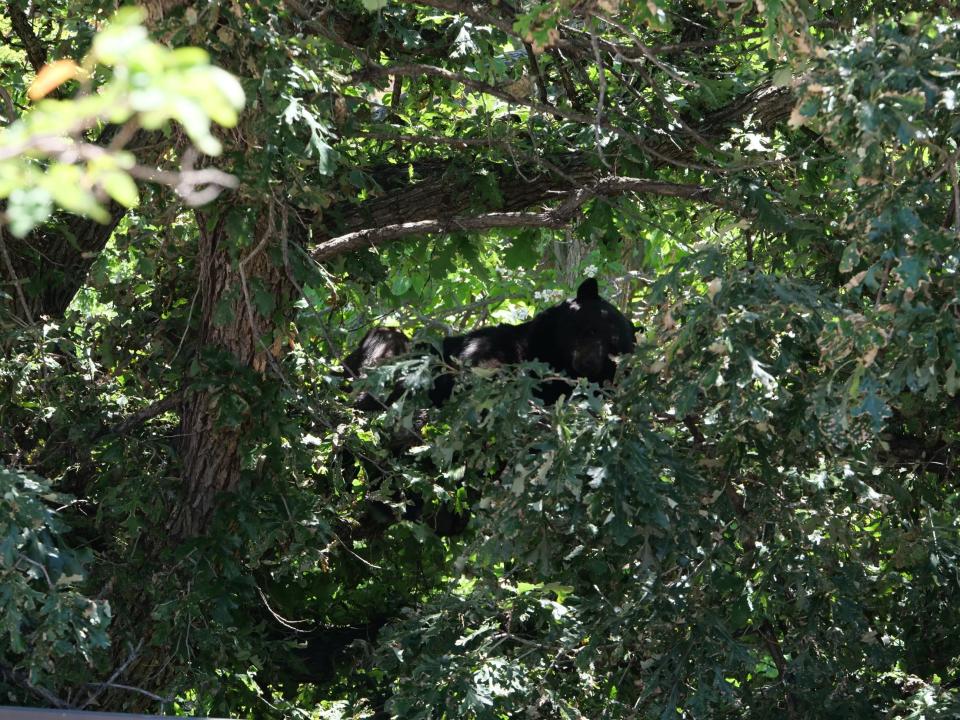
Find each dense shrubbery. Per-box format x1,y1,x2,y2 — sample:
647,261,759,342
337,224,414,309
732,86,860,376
2,1,960,718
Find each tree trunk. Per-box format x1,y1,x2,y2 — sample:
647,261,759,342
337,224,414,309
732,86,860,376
167,205,296,539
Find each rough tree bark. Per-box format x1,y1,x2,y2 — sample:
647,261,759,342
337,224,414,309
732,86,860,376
166,205,297,539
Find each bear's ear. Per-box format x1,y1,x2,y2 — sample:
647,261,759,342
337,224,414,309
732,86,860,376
576,278,599,302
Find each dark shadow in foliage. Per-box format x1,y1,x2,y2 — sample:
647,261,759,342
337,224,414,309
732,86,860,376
335,326,456,536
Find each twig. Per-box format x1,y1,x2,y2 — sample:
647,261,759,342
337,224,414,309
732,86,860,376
0,225,33,324
257,585,315,632
595,13,697,87
354,62,600,133
16,553,54,590
400,0,755,61
524,43,549,104
652,31,765,55
171,255,202,364
80,639,144,710
952,160,960,232
237,221,273,347
608,61,715,153
333,531,382,570
292,6,373,66
550,49,583,110
348,130,507,149
354,62,742,173
588,24,611,169
875,258,892,307
82,681,174,705
397,0,516,37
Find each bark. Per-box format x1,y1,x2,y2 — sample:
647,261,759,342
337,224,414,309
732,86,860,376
166,207,297,539
314,179,717,261
7,3,47,72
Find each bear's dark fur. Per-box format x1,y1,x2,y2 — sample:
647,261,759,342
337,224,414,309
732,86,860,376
429,278,636,405
342,278,636,407
341,327,410,410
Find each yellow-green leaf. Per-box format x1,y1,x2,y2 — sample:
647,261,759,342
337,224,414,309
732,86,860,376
100,169,140,208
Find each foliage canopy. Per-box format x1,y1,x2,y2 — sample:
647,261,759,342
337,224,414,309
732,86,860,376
1,1,960,718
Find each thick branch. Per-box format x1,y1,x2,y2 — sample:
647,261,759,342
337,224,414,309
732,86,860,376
97,394,183,440
314,179,715,262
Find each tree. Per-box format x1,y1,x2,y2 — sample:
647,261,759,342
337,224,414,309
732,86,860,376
1,0,960,717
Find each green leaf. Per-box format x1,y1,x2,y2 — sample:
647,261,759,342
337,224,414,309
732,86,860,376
503,234,540,269
839,242,860,273
7,187,53,237
92,12,149,65
100,169,140,208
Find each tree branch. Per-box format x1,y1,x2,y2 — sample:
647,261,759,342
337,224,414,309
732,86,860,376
353,64,793,172
354,62,598,127
350,130,508,149
80,639,144,710
525,42,549,104
314,178,716,262
7,4,47,72
0,226,33,325
400,0,762,60
399,0,517,37
97,393,183,440
0,135,238,204
0,663,71,709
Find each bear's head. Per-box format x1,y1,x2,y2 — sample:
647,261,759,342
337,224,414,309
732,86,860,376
529,278,637,387
342,327,410,410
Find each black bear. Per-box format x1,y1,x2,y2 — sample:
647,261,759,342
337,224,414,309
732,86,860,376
429,278,636,405
341,327,410,410
342,278,636,407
